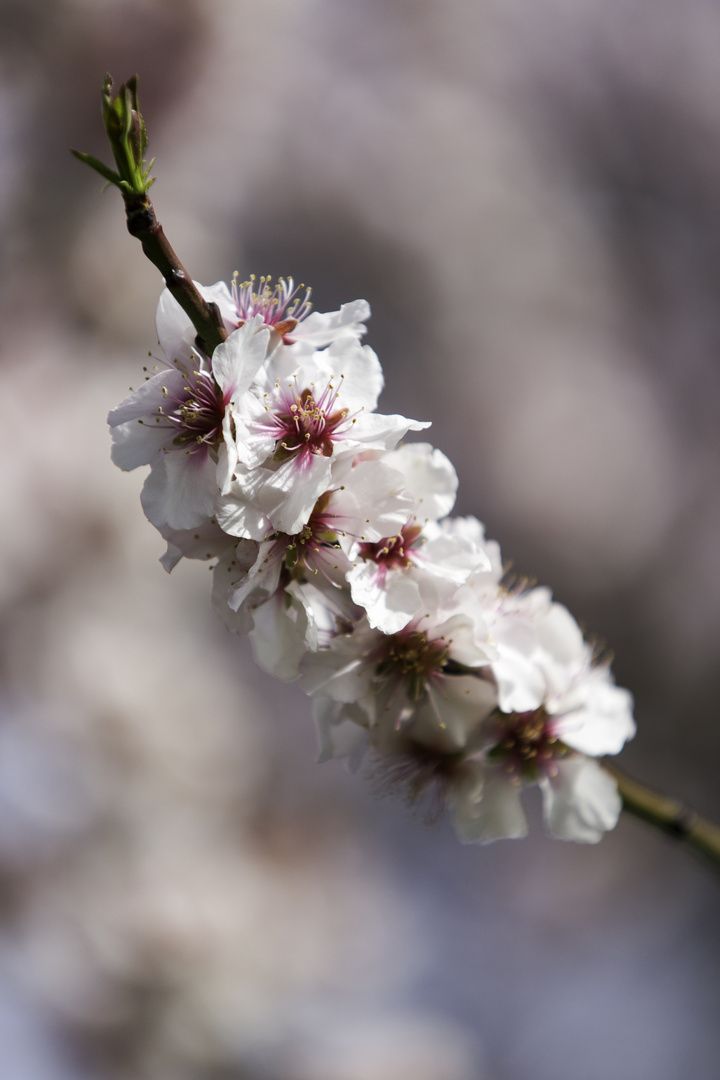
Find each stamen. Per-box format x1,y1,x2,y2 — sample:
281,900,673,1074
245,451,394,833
232,273,312,338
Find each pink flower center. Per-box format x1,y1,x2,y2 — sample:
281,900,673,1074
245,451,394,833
283,493,340,571
374,628,450,702
357,523,423,570
151,370,226,453
232,273,312,339
488,709,569,781
271,386,349,462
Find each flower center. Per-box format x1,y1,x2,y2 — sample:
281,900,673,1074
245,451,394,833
487,709,570,781
273,387,349,462
357,523,423,570
371,739,469,824
283,493,339,571
154,371,225,452
375,629,450,701
232,273,312,338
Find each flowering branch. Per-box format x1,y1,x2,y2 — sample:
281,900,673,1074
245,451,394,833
82,74,720,877
72,75,227,356
605,762,720,873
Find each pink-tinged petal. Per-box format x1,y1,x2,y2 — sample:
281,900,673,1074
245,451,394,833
211,316,269,400
457,770,528,843
541,757,621,843
110,420,171,471
140,450,216,531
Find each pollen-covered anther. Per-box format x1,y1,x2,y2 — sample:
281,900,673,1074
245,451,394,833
232,272,312,339
488,708,570,782
358,522,423,571
374,628,451,703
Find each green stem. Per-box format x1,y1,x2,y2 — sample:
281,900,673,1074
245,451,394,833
604,761,720,874
73,75,228,356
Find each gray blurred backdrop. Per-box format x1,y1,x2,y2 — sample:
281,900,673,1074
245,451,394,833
1,1,719,1078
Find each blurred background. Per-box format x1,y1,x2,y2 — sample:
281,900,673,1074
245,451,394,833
1,0,720,1077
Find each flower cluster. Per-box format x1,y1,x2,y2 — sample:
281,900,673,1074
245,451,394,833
109,276,635,843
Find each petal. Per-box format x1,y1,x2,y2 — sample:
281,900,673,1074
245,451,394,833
330,342,384,411
249,590,310,681
109,419,171,471
553,678,635,757
347,563,421,634
328,460,413,543
211,316,269,400
258,454,333,535
215,469,274,540
313,698,370,765
417,525,492,581
290,299,370,349
156,519,238,572
382,443,459,520
155,280,236,365
457,770,528,843
140,450,216,530
344,411,431,454
108,368,186,426
541,757,621,843
422,673,497,747
226,540,283,612
300,629,376,703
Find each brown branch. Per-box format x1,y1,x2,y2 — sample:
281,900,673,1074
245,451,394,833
124,192,227,355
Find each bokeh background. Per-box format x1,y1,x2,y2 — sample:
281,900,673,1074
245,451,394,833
1,1,720,1077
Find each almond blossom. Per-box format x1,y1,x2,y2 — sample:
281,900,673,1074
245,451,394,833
454,590,635,843
109,315,269,530
231,273,370,350
344,445,492,633
217,338,429,537
300,580,498,747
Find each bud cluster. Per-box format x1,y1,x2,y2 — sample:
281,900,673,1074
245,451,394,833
109,277,635,843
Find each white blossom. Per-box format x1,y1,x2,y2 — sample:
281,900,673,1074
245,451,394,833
109,317,269,530
345,448,492,633
231,273,369,351
300,583,497,748
453,591,635,844
218,338,429,536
